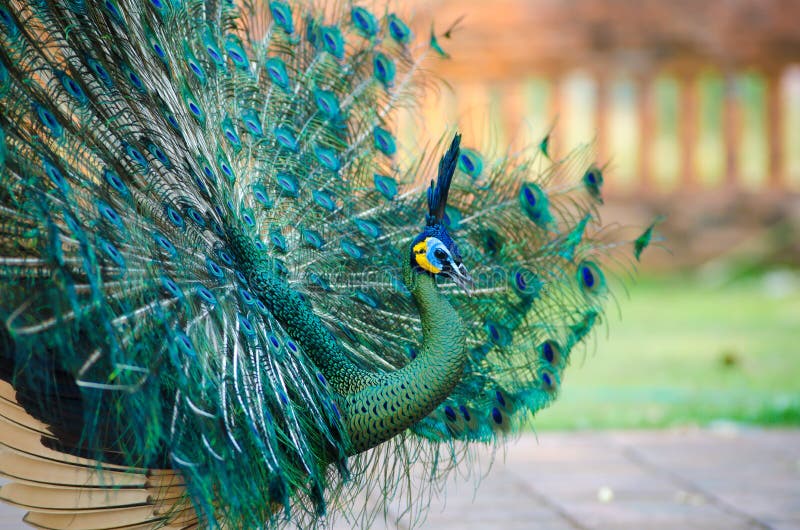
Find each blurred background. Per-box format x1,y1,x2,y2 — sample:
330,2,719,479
401,0,800,431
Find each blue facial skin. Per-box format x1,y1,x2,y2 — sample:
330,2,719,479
411,223,462,271
410,223,473,293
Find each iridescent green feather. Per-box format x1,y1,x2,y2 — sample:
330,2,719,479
0,1,646,528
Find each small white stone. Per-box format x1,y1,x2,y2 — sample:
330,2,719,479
597,486,614,503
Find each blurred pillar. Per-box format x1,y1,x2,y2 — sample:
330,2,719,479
548,73,564,160
679,73,697,189
500,79,525,150
765,68,784,188
636,74,655,193
455,82,490,148
594,70,609,165
723,72,740,187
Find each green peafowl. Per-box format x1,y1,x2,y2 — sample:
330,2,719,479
0,0,653,528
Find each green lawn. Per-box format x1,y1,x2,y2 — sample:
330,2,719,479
532,271,800,430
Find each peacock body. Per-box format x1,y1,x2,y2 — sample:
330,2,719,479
0,0,650,528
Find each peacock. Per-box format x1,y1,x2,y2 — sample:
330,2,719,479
0,0,653,528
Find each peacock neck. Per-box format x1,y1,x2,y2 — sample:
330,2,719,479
340,259,467,452
227,228,466,454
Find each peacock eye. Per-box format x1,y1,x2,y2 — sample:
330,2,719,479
434,248,447,260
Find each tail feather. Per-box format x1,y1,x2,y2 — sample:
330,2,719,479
0,0,649,527
0,379,191,530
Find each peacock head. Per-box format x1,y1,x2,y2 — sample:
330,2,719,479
409,134,473,293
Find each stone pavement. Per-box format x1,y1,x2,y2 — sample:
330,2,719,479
1,428,798,529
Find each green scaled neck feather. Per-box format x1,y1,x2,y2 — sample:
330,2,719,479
341,238,467,453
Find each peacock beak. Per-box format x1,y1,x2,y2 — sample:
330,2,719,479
445,261,474,295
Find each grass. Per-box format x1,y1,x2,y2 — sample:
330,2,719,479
531,270,800,430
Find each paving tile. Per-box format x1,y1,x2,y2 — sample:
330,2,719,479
763,520,800,530
592,523,764,530
607,427,799,526
711,492,800,521
563,497,747,529
742,429,800,460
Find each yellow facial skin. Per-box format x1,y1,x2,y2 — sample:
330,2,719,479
413,238,441,274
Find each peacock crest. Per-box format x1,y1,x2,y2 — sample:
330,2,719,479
0,0,655,528
410,133,472,292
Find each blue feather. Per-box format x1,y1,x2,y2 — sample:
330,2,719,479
0,2,643,528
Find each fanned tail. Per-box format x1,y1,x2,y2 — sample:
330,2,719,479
0,0,651,528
